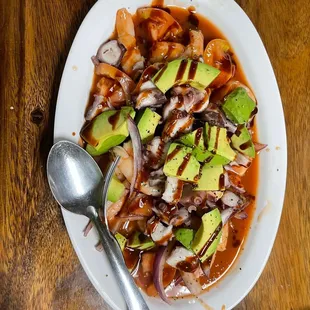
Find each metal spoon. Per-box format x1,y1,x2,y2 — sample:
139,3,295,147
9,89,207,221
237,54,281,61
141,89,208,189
47,140,149,310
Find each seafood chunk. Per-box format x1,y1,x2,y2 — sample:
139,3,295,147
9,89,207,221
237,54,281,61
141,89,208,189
136,89,167,110
116,9,144,76
163,86,210,120
184,30,204,60
150,42,185,63
137,8,182,41
169,208,190,227
203,39,235,88
162,177,184,204
148,217,173,245
167,246,199,272
201,102,237,133
116,145,163,197
162,110,194,142
144,136,170,170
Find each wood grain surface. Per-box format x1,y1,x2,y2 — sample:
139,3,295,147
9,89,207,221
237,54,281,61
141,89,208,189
0,0,309,309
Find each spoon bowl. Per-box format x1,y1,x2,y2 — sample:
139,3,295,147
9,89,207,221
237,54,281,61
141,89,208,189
47,140,104,216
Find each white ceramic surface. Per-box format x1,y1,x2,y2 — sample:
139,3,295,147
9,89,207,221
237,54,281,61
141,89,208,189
54,0,287,309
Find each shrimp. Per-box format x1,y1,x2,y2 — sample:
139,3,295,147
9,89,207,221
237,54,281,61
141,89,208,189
149,42,185,63
94,69,128,107
116,9,135,48
184,30,204,60
137,8,182,41
203,39,235,88
95,63,136,103
116,147,163,197
116,9,144,77
96,76,115,96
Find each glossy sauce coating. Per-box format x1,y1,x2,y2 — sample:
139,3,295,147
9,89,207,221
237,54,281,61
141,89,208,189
85,3,259,297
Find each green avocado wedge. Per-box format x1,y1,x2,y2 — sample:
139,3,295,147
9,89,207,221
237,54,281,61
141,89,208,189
115,233,127,252
222,87,256,124
127,232,155,250
204,123,236,162
152,59,220,93
195,163,224,191
107,176,125,203
163,143,200,182
175,228,194,250
231,125,256,158
136,108,161,144
81,106,135,156
191,208,222,262
179,128,231,165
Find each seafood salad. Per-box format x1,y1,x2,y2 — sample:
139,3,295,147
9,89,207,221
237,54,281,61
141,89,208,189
80,2,266,303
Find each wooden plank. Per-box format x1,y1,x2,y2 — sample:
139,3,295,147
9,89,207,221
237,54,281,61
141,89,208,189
0,0,309,309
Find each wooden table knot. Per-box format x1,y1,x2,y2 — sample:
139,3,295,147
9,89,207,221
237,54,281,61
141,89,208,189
31,108,44,125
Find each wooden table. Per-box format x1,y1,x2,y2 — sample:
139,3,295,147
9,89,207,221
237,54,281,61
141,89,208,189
0,0,309,309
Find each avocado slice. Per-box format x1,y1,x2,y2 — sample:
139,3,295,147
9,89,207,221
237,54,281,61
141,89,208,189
179,128,230,165
152,59,220,93
231,125,255,158
222,87,256,124
191,208,222,262
81,106,136,156
195,163,224,191
204,123,236,162
136,108,161,144
175,228,194,250
115,232,127,251
163,143,200,182
193,148,230,165
179,128,204,150
107,176,125,203
127,232,155,250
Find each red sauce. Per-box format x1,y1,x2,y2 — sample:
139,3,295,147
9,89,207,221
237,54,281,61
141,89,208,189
175,59,188,82
153,63,167,83
176,152,191,176
108,110,121,130
198,222,222,259
166,145,182,162
82,3,259,298
194,127,203,146
188,60,198,80
176,256,199,273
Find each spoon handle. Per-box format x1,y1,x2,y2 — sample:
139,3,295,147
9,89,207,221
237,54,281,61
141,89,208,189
91,213,150,310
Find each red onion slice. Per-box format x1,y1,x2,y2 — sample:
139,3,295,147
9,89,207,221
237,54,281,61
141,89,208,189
234,211,248,220
95,242,104,252
153,246,171,304
254,142,268,154
91,55,100,66
83,220,93,237
127,116,143,197
221,191,241,207
221,208,235,225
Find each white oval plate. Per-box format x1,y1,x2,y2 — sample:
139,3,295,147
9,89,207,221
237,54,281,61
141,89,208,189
54,0,287,309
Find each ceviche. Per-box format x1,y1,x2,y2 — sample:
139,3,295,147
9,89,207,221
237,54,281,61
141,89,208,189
80,1,266,302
